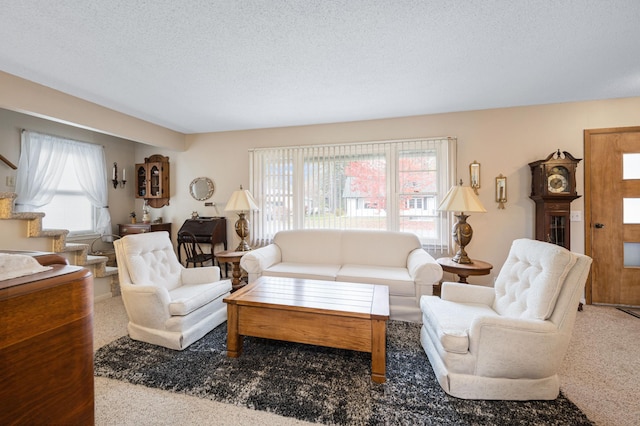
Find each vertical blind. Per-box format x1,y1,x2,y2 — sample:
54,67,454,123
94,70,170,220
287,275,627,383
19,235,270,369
249,137,456,253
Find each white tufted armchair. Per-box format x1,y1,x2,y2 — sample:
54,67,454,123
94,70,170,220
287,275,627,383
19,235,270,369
420,238,592,400
114,231,232,350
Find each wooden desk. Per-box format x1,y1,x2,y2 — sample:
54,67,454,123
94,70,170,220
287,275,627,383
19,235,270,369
437,257,493,283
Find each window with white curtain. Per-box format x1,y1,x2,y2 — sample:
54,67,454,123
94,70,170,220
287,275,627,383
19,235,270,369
14,130,112,236
249,137,456,251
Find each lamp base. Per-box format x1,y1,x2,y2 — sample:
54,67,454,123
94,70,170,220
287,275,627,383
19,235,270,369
234,212,252,252
451,248,473,264
234,240,252,252
451,213,474,264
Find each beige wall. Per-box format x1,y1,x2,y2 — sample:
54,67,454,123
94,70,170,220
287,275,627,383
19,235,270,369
2,72,639,284
143,97,640,284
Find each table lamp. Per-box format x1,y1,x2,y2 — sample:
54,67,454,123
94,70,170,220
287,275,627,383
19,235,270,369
438,180,487,264
224,185,259,251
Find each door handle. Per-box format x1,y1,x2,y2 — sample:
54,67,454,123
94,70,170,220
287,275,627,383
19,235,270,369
594,223,605,229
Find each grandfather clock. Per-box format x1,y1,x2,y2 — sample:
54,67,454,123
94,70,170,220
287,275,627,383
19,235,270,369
528,150,581,249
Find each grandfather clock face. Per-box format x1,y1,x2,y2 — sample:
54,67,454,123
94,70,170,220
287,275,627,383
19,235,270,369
546,165,570,194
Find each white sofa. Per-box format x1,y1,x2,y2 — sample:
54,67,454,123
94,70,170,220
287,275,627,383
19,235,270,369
240,229,443,322
420,238,592,400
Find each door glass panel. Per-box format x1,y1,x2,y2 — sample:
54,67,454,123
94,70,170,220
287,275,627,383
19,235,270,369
622,153,640,179
623,198,640,224
624,243,640,267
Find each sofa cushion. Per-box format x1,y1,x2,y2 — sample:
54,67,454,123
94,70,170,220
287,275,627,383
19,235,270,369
274,229,343,264
337,264,415,296
263,262,341,281
341,230,421,267
493,239,577,320
168,280,231,316
420,295,499,354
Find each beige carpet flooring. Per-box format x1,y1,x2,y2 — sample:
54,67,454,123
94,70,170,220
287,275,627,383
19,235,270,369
94,297,639,426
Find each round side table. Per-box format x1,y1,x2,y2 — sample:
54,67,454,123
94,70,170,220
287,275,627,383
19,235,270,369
215,250,249,291
436,257,493,284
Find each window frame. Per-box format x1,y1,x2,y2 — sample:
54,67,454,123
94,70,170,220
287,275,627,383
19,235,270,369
249,137,456,250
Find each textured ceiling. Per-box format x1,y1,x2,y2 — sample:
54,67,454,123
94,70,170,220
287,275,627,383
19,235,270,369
1,1,639,134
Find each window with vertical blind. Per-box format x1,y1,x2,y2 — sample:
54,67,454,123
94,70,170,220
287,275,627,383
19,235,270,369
249,137,456,251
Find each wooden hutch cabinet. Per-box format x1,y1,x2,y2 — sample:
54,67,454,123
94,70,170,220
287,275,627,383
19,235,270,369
529,150,581,250
135,154,170,208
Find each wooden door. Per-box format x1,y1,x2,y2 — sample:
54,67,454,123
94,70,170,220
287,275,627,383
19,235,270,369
585,126,640,306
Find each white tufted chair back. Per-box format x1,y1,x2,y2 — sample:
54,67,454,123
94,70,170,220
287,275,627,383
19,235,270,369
116,231,183,291
492,239,577,320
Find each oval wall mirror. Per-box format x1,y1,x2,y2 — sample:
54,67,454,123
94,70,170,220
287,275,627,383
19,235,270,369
189,177,215,201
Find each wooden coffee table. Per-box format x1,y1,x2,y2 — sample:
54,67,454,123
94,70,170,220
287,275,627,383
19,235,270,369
223,276,390,383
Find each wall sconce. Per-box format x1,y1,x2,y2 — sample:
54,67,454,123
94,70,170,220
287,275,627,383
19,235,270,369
496,174,507,209
469,161,480,194
112,162,126,189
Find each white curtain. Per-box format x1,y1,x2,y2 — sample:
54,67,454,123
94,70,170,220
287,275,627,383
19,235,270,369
14,130,112,236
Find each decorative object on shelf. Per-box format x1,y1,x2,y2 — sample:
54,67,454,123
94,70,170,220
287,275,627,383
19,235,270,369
438,179,487,264
189,177,215,201
495,174,507,209
191,211,199,219
129,211,136,224
224,185,259,251
142,201,151,224
111,162,126,189
528,150,581,249
135,154,170,208
469,161,481,194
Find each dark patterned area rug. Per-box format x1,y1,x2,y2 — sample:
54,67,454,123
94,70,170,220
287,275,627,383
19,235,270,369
94,321,592,425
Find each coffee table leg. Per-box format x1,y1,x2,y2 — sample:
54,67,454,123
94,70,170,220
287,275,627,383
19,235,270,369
226,304,242,358
371,319,386,383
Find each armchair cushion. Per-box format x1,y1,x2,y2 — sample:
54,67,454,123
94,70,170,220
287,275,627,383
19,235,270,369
168,281,232,316
493,239,576,320
420,296,498,354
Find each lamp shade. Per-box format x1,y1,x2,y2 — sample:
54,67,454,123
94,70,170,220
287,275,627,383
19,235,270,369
224,186,259,212
438,184,487,213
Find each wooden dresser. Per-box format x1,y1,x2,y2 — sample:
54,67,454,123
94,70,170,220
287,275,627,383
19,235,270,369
0,253,94,425
118,222,172,238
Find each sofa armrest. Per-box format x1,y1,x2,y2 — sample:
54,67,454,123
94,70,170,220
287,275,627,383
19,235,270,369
441,282,495,305
469,315,563,378
407,249,443,298
408,248,443,285
181,266,221,285
240,244,281,275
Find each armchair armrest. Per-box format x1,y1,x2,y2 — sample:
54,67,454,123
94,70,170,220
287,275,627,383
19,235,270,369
181,266,221,285
240,244,281,274
441,282,495,305
120,284,172,328
469,315,563,378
